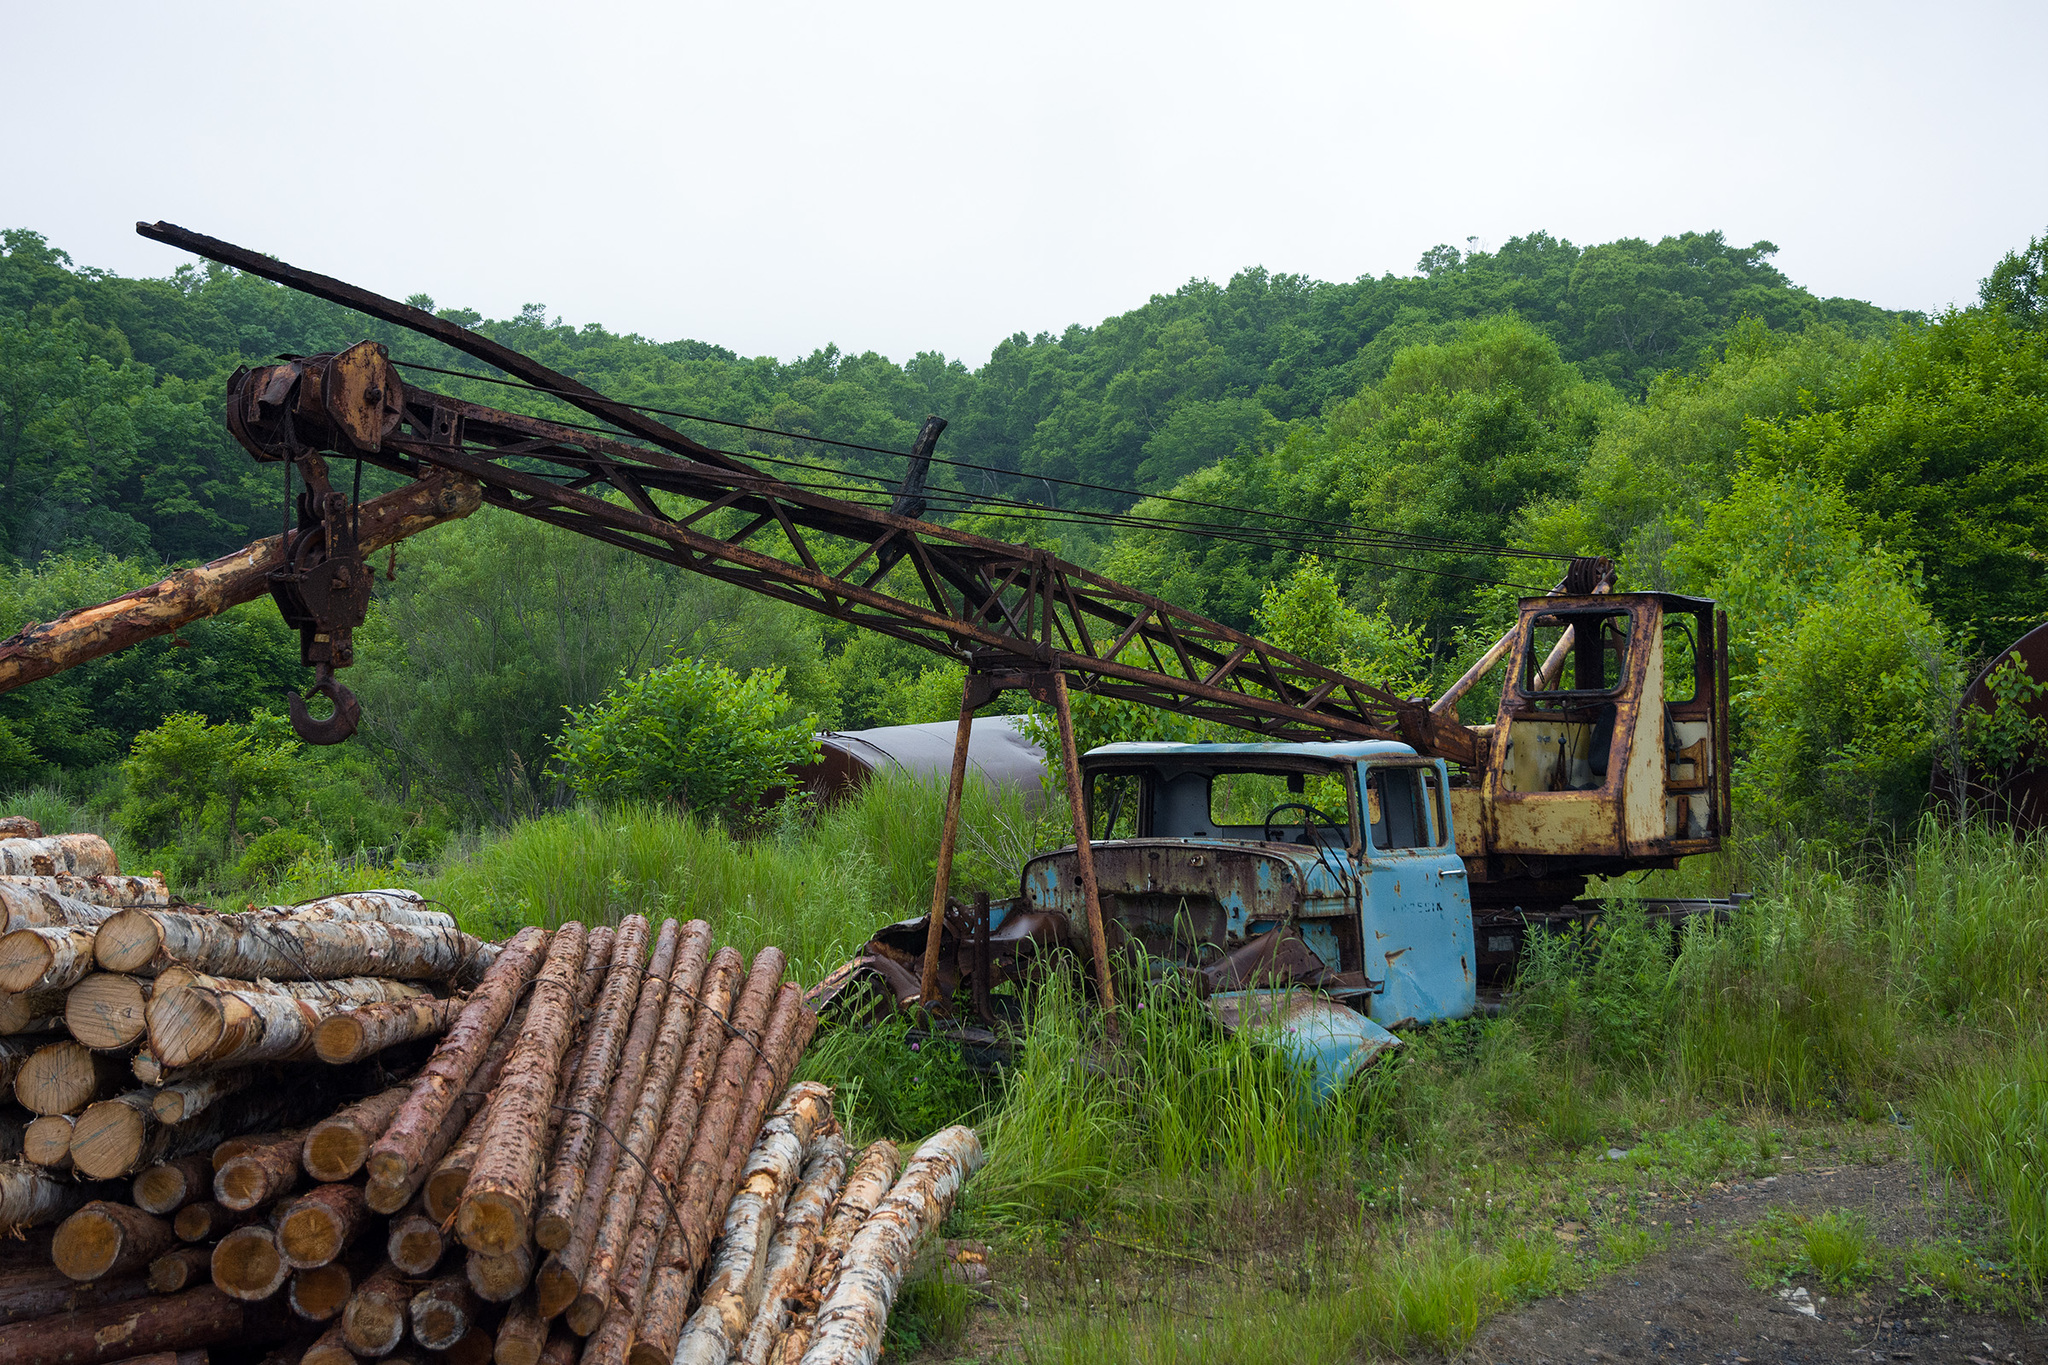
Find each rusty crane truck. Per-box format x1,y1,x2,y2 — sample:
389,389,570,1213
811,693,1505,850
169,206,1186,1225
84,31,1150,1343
0,224,1733,1088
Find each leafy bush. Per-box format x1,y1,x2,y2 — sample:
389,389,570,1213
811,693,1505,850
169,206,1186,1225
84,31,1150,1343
115,710,299,881
1512,902,1673,1069
549,653,818,818
232,827,317,886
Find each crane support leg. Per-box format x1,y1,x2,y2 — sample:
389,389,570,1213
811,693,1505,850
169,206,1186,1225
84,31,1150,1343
916,686,978,1012
1052,672,1120,1034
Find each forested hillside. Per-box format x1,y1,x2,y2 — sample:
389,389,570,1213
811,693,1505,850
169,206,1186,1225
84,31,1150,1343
3,222,2046,882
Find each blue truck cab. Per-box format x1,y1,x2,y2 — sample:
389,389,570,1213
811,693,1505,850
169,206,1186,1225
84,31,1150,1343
1016,740,1475,1086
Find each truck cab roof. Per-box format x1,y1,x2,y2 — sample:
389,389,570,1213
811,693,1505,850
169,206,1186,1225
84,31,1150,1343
1083,739,1429,765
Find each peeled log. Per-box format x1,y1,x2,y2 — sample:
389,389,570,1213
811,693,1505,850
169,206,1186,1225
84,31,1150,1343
149,1069,254,1125
733,1134,849,1365
96,907,485,983
147,1245,216,1294
666,1084,835,1365
410,1270,480,1350
0,925,99,993
367,925,548,1190
496,1293,550,1365
0,834,116,878
341,1263,411,1356
133,1155,215,1215
277,1183,367,1269
534,915,649,1250
14,1040,127,1115
146,973,431,1069
1,1160,95,1229
53,1201,176,1282
209,1224,289,1301
1,986,71,1036
302,1083,411,1181
0,874,168,910
214,1131,304,1211
564,937,734,1334
0,1263,153,1325
386,1200,444,1276
455,922,588,1256
795,1126,985,1365
24,1113,73,1167
313,995,462,1065
0,1285,255,1365
0,471,483,697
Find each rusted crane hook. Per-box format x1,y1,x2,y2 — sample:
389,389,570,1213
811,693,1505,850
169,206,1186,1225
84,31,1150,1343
287,665,363,745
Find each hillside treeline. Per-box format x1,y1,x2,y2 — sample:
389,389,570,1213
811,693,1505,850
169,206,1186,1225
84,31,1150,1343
2,223,2046,881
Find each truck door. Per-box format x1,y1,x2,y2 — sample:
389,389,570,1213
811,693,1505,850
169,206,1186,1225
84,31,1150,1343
1358,760,1476,1025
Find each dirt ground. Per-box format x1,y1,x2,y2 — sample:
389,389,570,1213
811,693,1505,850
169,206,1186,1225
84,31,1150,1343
1451,1161,2045,1365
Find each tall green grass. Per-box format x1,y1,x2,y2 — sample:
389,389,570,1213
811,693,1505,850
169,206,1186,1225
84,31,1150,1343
1921,1036,2048,1287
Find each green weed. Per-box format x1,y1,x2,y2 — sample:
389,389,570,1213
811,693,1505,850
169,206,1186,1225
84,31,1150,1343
1919,1033,2048,1288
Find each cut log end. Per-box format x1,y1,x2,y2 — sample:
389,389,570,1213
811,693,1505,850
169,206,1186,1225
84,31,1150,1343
64,972,149,1050
133,1155,213,1214
51,1201,173,1282
387,1211,445,1276
302,1125,368,1185
210,1225,287,1301
289,1262,355,1321
453,1188,527,1260
147,1245,215,1294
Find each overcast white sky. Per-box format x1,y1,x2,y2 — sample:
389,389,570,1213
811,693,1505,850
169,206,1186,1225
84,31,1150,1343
5,1,2045,367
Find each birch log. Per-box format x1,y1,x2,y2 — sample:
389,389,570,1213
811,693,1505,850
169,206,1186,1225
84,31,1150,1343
367,925,547,1190
22,1113,70,1168
0,1160,96,1229
64,974,149,1048
149,1068,253,1124
0,883,122,935
0,925,99,992
312,994,462,1064
147,973,430,1068
274,889,455,929
0,835,116,878
664,1084,837,1365
15,1041,127,1115
795,1126,985,1365
805,1142,901,1310
97,908,484,982
733,1134,849,1365
0,874,168,909
563,940,736,1334
0,471,483,696
533,914,649,1249
455,922,587,1256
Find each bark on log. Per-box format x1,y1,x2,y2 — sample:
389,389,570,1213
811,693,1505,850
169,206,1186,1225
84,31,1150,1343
341,1263,411,1356
209,1225,288,1302
733,1135,848,1365
0,1035,38,1094
365,997,531,1216
367,926,548,1190
15,1040,127,1115
385,1200,444,1276
172,1202,257,1244
0,817,38,837
425,1098,491,1225
632,952,791,1310
0,874,168,910
149,1070,254,1125
0,472,484,696
146,1246,216,1294
96,908,483,984
0,834,116,878
53,1201,177,1282
277,1183,367,1269
540,1326,579,1365
274,889,454,929
529,918,691,1320
411,1271,480,1350
445,1321,498,1365
708,986,816,1256
533,915,648,1250
2,985,73,1036
214,1131,304,1211
133,1155,215,1215
0,925,100,993
287,1261,356,1322
0,1263,152,1325
455,922,588,1257
24,1113,73,1167
465,1241,534,1303
665,1084,835,1365
0,1284,256,1365
1,1160,96,1230
313,995,462,1065
0,883,122,935
562,937,734,1335
146,973,431,1069
496,1293,549,1365
302,1083,411,1182
62,975,148,1048
794,1126,985,1365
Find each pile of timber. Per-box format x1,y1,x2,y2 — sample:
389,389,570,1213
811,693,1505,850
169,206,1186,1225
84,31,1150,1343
0,819,984,1365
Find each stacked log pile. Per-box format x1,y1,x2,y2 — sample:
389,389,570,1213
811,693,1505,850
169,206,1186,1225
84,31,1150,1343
0,819,985,1365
